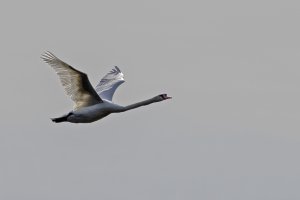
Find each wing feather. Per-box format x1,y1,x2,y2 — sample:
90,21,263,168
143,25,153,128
41,51,103,110
95,66,125,101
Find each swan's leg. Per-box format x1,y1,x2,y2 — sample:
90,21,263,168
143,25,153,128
51,112,73,123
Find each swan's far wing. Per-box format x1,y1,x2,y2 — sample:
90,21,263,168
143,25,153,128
41,51,103,110
95,66,125,101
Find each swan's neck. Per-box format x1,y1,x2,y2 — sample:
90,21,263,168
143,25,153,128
118,97,157,112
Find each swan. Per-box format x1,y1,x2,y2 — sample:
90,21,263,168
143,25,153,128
41,51,171,123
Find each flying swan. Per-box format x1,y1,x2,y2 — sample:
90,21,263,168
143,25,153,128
41,51,171,123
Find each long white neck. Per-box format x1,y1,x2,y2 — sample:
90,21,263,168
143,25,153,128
118,97,158,112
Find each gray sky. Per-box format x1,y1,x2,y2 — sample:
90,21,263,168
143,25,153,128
0,0,300,199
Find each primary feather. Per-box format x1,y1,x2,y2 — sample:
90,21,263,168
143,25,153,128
41,51,103,110
95,66,125,101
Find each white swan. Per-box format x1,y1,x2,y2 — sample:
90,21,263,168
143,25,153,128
41,51,171,123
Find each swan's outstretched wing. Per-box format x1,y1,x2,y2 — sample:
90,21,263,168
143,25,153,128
95,66,125,101
41,51,103,110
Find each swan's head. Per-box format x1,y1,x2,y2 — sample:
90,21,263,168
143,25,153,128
153,94,172,102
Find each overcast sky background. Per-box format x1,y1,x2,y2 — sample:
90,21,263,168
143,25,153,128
0,0,300,199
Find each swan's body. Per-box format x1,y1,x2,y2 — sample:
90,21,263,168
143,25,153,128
66,101,122,123
41,52,171,123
